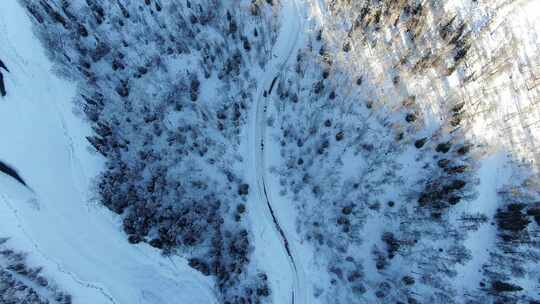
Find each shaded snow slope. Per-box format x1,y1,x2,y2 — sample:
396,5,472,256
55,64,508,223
0,2,216,303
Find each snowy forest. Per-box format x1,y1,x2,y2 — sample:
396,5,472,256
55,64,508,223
268,0,540,303
0,0,538,303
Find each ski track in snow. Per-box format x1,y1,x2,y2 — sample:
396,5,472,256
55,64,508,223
0,11,116,299
0,193,118,304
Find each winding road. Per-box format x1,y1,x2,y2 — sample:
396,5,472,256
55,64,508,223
248,0,308,303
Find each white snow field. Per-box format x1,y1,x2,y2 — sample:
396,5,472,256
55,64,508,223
0,2,216,303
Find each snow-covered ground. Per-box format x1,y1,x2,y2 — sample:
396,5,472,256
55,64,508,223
453,152,512,296
0,2,216,303
261,0,540,302
242,0,311,303
1,0,538,303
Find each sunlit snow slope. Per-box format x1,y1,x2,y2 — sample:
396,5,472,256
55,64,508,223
0,2,216,303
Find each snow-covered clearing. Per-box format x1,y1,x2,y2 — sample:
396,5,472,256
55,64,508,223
0,2,216,303
453,152,512,296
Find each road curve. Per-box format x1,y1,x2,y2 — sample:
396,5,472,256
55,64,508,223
249,0,307,304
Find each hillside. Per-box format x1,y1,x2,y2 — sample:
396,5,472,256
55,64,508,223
0,0,538,303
